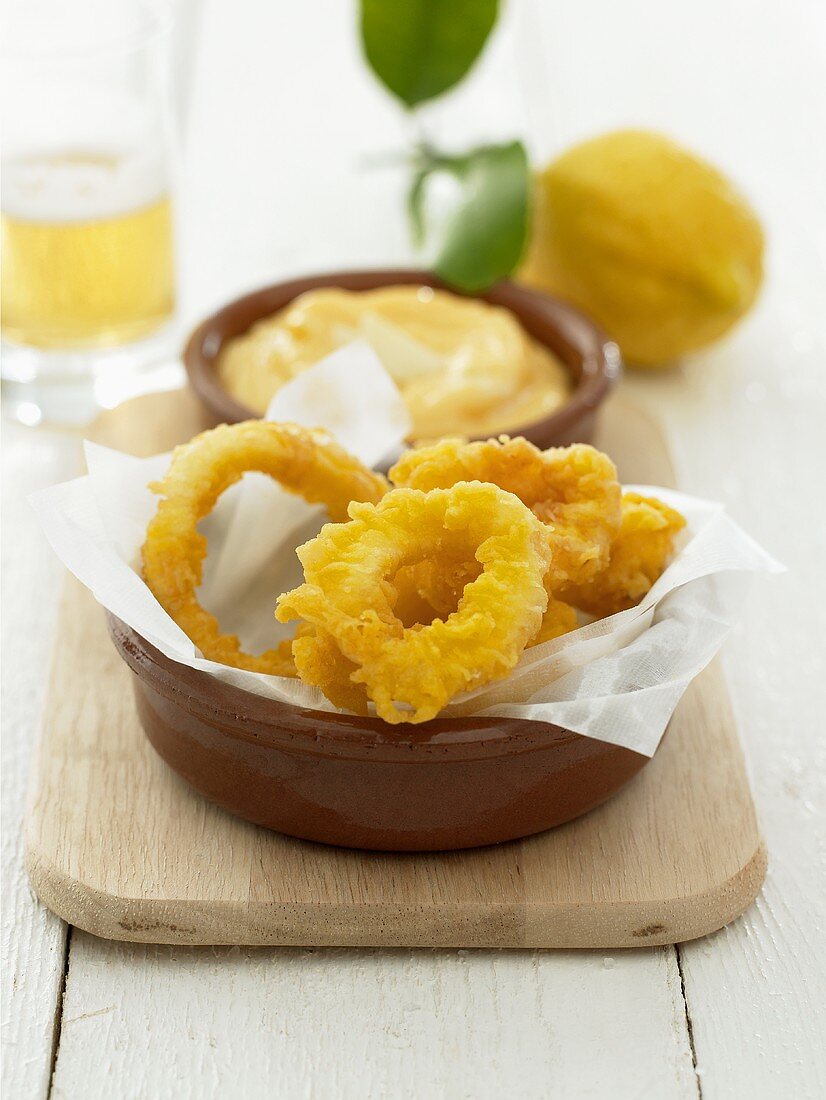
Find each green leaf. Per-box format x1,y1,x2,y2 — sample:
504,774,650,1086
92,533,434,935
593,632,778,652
430,141,530,292
360,0,499,108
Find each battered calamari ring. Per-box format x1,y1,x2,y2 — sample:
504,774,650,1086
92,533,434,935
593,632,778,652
559,492,686,617
276,482,551,724
389,436,622,588
392,554,481,621
392,557,579,647
142,420,388,676
290,625,370,715
531,598,580,646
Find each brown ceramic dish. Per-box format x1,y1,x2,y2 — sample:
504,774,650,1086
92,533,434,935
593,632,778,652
183,269,621,448
110,614,649,851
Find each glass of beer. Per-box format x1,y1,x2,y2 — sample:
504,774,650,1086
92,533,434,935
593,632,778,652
1,1,177,425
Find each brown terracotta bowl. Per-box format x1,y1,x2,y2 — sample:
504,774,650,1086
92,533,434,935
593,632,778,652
183,268,621,448
109,614,649,851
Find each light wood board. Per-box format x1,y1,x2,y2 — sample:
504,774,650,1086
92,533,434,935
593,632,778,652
25,389,765,949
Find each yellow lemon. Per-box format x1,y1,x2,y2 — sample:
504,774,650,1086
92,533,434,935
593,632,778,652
519,130,764,366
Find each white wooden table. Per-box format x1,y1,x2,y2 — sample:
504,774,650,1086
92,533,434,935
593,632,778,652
3,2,825,1096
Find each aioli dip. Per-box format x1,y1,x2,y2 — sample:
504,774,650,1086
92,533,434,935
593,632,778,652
216,286,571,440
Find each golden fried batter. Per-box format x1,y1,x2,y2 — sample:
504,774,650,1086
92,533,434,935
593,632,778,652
531,598,580,646
277,483,551,724
142,420,685,722
390,436,622,588
560,492,686,616
142,420,388,676
291,624,370,715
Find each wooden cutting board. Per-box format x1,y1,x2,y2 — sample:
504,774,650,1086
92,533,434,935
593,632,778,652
26,389,765,948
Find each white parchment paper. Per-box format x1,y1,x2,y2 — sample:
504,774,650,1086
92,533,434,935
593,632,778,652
30,344,782,756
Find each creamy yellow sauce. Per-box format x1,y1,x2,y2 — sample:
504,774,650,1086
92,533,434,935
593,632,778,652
216,286,571,440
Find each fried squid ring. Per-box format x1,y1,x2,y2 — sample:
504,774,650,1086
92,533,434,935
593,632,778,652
290,624,371,715
392,556,579,647
389,436,622,589
142,420,388,676
392,555,481,621
559,492,686,617
531,598,580,645
276,482,551,724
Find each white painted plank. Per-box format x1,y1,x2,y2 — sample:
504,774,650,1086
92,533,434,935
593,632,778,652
633,275,826,1094
51,937,696,1100
528,0,826,1092
628,319,826,1097
1,425,78,1097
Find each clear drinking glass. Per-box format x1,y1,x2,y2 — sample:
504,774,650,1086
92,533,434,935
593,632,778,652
1,0,177,425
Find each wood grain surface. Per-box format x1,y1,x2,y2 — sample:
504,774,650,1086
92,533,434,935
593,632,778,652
25,389,765,948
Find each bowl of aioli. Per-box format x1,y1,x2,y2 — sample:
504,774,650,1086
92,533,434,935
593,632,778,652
183,269,622,447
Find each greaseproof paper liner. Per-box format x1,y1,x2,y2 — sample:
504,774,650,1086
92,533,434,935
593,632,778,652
30,343,782,757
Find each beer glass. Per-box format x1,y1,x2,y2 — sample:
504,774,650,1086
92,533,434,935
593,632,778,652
1,1,177,424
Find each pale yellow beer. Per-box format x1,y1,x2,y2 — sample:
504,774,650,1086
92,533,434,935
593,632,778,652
1,152,175,348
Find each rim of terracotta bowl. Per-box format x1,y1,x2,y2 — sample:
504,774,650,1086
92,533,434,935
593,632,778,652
109,613,623,765
183,268,622,442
